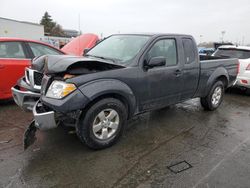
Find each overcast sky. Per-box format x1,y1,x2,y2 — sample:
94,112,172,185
1,0,249,44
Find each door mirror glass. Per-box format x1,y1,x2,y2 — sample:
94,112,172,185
147,56,166,68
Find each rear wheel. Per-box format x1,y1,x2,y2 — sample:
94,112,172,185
76,98,127,150
200,81,224,111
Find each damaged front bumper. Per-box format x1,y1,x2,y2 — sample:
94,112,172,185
33,101,58,131
11,77,41,111
23,87,89,150
24,101,58,150
12,85,40,111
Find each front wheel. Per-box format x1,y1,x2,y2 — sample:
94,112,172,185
76,98,127,150
200,81,224,111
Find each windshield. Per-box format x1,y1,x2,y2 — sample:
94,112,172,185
214,49,250,59
86,35,150,64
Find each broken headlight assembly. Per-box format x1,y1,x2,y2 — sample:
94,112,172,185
46,80,76,99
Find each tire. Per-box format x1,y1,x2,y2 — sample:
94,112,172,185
76,98,127,150
245,88,250,95
200,81,224,111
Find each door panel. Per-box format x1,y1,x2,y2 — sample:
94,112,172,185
180,38,199,100
140,38,182,110
0,58,31,99
0,41,30,99
142,66,182,110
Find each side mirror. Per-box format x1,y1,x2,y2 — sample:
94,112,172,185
83,48,90,55
147,56,166,68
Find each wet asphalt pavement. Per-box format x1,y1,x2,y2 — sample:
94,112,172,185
0,88,250,188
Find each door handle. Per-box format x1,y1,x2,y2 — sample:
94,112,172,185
174,69,182,76
0,64,5,69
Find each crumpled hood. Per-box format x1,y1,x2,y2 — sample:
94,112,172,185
31,55,125,74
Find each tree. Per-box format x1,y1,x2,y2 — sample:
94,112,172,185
40,12,56,34
51,24,65,37
40,12,65,37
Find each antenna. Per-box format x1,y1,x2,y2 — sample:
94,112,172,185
78,13,81,55
242,36,245,46
221,31,226,43
78,13,81,35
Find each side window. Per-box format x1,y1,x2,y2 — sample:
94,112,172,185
28,42,62,57
0,42,26,58
148,39,177,66
182,38,196,64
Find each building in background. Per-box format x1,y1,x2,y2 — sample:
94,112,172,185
0,17,44,40
63,29,79,38
42,36,72,48
0,17,80,48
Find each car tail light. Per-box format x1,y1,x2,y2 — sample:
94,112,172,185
246,63,250,70
241,80,248,84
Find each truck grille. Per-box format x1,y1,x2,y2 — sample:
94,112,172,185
34,71,43,86
25,69,30,84
25,68,42,90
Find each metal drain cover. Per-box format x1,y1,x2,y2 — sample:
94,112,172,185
167,161,192,174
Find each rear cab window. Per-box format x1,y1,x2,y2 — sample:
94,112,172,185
28,42,63,57
0,42,26,58
182,38,196,64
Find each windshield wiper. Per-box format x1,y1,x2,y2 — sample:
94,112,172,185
85,54,116,63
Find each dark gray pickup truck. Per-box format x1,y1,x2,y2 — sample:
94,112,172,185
24,33,238,150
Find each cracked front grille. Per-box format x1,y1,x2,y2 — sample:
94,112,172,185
34,71,43,86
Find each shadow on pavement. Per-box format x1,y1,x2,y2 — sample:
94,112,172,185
0,99,15,106
226,87,250,97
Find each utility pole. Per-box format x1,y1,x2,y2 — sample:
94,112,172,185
242,36,245,46
78,13,81,35
199,35,203,44
221,31,226,43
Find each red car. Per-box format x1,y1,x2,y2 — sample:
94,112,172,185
0,34,99,100
0,38,65,100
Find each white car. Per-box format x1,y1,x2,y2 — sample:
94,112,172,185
213,45,250,92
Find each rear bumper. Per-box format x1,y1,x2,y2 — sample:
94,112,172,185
33,101,57,131
12,85,40,111
234,76,250,89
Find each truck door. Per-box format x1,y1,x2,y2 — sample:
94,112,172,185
141,38,182,110
180,38,200,100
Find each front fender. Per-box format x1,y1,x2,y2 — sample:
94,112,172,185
78,79,136,117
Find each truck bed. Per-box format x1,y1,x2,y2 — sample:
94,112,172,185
195,57,238,97
199,55,226,61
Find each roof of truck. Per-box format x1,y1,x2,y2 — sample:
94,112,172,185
113,33,193,37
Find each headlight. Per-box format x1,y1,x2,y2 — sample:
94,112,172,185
46,81,76,99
